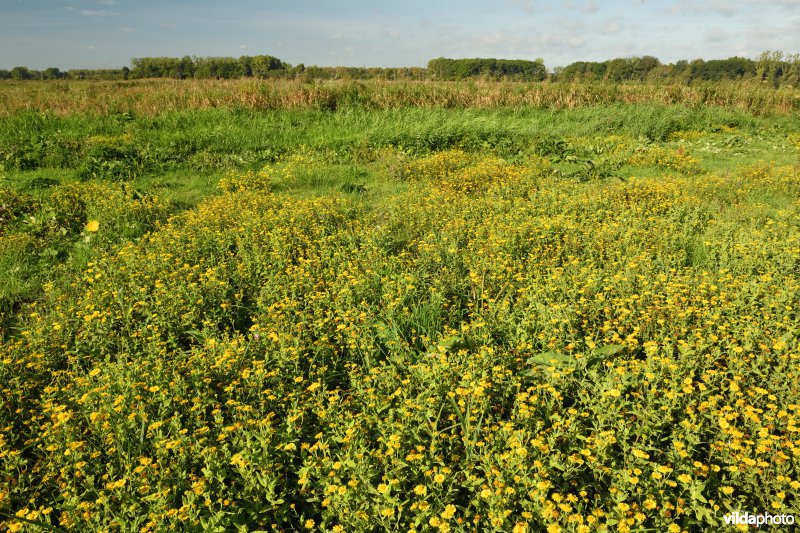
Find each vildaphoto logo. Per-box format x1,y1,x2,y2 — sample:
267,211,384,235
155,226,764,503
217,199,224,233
723,511,795,527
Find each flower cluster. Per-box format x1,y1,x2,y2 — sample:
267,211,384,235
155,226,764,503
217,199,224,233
628,145,701,175
218,169,272,192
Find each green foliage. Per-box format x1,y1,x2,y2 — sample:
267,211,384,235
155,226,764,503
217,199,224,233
556,56,662,82
689,57,756,82
129,55,291,80
427,57,547,81
10,66,32,81
4,50,800,86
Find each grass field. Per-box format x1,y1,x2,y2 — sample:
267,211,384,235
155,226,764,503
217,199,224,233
2,79,800,531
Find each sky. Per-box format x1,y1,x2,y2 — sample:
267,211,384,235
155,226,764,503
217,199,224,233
1,0,799,71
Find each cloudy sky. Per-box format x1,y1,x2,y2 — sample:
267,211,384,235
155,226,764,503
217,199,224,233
1,0,799,70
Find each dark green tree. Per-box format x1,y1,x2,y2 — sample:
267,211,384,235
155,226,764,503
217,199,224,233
10,66,31,80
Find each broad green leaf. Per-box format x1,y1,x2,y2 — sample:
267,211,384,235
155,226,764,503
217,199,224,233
527,351,575,367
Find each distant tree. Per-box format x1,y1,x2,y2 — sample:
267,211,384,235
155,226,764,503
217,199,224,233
633,56,661,79
0,69,10,80
645,64,673,83
427,57,546,81
193,57,240,79
689,57,755,82
686,59,705,83
757,50,786,87
66,68,127,80
43,67,62,80
783,54,800,87
238,56,253,77
11,66,31,80
177,56,194,79
558,61,606,82
251,55,287,78
603,58,630,82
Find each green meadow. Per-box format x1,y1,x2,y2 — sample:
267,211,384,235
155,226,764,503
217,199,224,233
2,79,800,531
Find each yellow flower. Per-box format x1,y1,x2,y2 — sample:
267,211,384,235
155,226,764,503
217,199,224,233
85,220,100,232
414,484,427,495
441,504,456,520
304,518,315,529
105,478,126,490
230,454,248,468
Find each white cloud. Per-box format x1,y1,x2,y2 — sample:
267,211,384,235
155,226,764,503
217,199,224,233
239,44,248,50
159,22,177,29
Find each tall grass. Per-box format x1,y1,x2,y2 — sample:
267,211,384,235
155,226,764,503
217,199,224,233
1,104,795,181
1,78,799,116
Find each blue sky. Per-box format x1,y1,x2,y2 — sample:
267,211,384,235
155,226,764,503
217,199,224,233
1,0,799,70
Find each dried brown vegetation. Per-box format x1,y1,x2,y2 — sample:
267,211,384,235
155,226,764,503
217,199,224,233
1,78,799,116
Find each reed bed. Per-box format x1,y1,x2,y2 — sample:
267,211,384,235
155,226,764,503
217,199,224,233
1,78,799,116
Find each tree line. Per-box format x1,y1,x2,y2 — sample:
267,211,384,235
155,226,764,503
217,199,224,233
1,51,799,87
427,58,547,81
553,52,799,87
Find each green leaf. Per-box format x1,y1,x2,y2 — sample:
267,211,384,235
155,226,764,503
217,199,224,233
584,344,626,370
595,344,625,356
526,351,575,368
